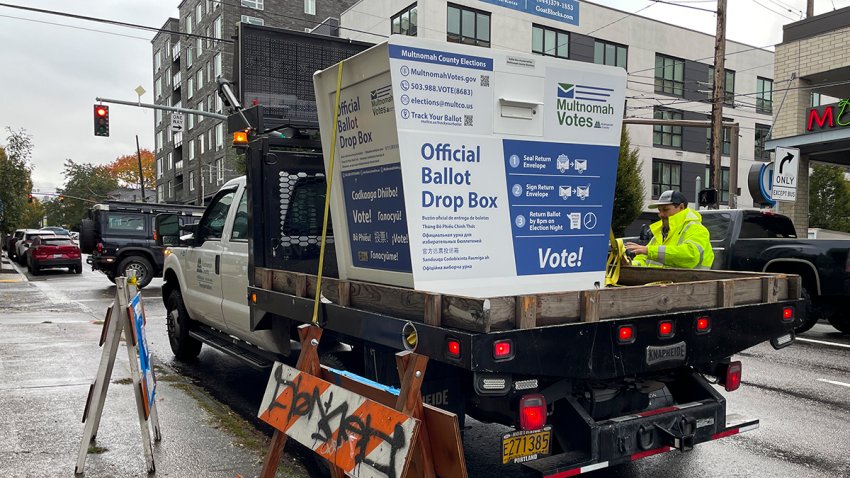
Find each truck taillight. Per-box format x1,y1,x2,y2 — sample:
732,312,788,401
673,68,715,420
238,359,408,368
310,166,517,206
493,339,513,360
696,316,711,333
724,361,742,392
446,339,461,359
782,307,794,321
519,394,546,430
96,242,104,253
658,320,674,338
618,325,635,344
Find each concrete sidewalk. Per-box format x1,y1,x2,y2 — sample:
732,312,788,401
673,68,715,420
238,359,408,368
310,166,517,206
0,254,312,477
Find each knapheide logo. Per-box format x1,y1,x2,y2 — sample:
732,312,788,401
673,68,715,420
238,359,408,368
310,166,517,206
556,82,615,129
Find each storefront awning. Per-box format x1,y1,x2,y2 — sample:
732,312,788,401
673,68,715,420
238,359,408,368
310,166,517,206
765,128,850,166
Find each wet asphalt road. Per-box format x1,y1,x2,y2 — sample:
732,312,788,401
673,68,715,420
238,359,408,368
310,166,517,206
17,259,850,477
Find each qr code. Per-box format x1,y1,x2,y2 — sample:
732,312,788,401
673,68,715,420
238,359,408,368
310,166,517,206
480,75,490,87
464,115,473,127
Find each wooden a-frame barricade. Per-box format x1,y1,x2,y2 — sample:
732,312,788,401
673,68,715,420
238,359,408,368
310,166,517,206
75,277,161,474
258,324,467,478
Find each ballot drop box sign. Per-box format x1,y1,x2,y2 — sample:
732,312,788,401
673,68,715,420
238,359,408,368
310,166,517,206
314,36,626,297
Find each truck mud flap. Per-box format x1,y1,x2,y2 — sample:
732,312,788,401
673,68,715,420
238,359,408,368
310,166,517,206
522,407,758,477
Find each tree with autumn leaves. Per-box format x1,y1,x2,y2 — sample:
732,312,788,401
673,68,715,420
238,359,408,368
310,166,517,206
107,149,155,191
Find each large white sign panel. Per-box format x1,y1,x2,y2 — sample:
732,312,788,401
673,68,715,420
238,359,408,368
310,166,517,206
773,146,800,202
316,37,627,297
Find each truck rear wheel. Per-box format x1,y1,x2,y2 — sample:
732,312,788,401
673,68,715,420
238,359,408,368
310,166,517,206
827,315,850,335
794,287,819,334
166,290,202,360
79,219,96,254
119,255,153,288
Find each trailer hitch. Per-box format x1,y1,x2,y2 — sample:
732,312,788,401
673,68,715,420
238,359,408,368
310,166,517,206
654,416,696,451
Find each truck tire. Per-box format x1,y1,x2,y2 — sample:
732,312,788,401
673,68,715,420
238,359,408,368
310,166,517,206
118,255,153,288
827,315,850,335
794,287,819,334
79,219,96,254
166,290,202,360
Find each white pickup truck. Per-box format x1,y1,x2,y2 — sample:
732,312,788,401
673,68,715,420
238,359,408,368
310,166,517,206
159,176,289,363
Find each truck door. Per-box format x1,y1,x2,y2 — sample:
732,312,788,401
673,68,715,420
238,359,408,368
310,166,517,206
182,187,236,330
220,186,251,336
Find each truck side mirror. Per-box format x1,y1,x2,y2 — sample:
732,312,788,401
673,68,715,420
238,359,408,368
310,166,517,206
639,224,651,242
155,214,180,247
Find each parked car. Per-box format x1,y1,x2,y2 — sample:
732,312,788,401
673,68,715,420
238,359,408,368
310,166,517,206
79,201,205,288
27,236,82,274
15,230,56,265
41,226,71,236
6,229,26,260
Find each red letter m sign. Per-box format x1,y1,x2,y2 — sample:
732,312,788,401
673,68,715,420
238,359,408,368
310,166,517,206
807,106,834,131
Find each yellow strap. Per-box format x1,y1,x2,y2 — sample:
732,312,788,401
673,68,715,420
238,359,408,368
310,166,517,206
312,61,345,325
605,229,625,287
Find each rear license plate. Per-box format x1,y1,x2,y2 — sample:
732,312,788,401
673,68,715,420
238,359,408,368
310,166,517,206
53,254,64,258
501,426,551,464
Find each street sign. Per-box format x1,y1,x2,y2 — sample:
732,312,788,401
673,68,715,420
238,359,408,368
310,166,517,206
171,113,184,133
773,147,800,202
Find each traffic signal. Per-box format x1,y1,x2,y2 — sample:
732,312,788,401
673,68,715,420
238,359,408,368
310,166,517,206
27,193,33,203
94,104,109,137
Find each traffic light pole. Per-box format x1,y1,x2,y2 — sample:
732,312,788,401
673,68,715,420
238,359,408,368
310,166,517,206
94,97,227,120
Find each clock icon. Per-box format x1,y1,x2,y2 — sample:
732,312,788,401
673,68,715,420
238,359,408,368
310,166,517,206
583,212,597,230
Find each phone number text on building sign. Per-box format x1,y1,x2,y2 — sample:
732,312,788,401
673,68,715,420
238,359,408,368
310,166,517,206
403,82,474,96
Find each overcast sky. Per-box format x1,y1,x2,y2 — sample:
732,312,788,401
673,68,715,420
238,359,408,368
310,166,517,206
0,0,847,193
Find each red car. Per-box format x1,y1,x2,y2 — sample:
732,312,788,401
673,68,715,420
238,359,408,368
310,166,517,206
27,236,83,275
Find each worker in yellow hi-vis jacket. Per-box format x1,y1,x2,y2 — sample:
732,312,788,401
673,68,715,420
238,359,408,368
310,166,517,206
625,190,714,269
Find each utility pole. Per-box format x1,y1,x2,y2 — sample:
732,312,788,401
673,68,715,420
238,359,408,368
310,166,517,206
807,0,814,17
135,135,146,203
710,0,727,209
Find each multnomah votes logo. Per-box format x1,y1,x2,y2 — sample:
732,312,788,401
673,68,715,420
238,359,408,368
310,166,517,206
556,82,615,129
370,85,394,116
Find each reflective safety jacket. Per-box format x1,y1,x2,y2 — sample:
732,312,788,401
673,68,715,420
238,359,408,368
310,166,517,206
632,209,714,269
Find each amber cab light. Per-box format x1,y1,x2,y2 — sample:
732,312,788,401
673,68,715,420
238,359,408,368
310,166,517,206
782,307,794,322
233,131,249,145
724,361,742,392
696,316,711,333
658,321,674,338
618,325,635,344
447,339,461,358
493,340,513,360
519,394,547,430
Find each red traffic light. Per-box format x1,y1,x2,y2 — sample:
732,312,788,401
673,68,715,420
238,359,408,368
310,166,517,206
94,104,109,137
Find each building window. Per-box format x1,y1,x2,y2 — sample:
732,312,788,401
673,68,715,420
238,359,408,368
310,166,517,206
154,77,162,99
167,152,173,170
811,92,822,107
195,2,203,23
157,185,164,202
653,108,683,148
214,16,222,39
186,14,193,35
199,135,205,155
189,113,195,130
215,95,223,114
188,77,194,98
532,25,568,59
304,0,315,15
216,123,224,149
196,38,203,59
214,52,222,78
156,131,163,152
706,124,731,156
196,69,204,90
652,160,681,198
447,4,490,48
168,180,173,199
708,67,735,106
755,123,771,161
154,48,161,71
704,166,730,204
157,158,163,178
189,139,195,161
757,77,773,114
655,54,684,97
241,0,264,10
216,158,224,182
155,109,162,125
594,40,627,68
392,3,417,36
241,15,264,25
190,171,196,191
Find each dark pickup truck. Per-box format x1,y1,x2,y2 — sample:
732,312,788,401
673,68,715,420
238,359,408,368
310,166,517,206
634,209,850,334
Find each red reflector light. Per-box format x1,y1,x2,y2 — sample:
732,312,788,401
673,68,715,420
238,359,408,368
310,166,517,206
493,340,512,360
96,242,104,253
618,325,635,343
447,339,461,358
519,394,546,430
725,361,742,392
782,307,794,321
696,316,710,333
658,321,674,338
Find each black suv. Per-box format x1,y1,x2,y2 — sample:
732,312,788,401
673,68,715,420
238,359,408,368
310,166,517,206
80,201,205,287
